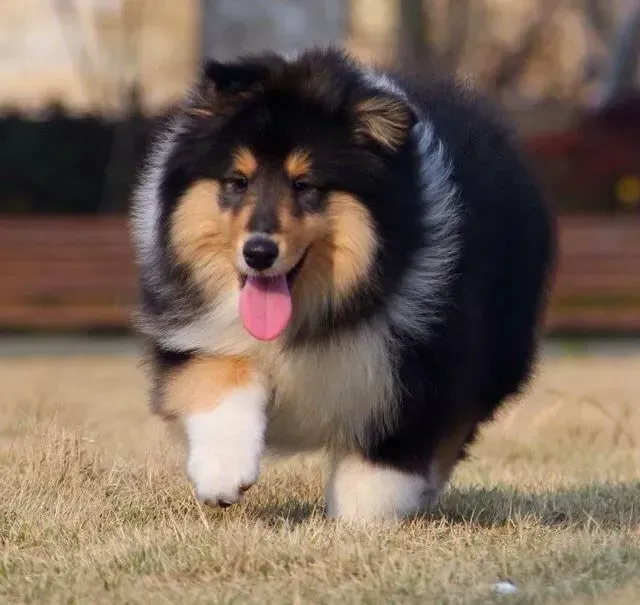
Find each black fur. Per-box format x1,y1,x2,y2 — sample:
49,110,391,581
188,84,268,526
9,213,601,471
361,71,556,471
132,47,556,507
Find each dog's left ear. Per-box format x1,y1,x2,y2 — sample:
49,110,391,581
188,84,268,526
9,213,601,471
353,94,417,151
186,58,270,118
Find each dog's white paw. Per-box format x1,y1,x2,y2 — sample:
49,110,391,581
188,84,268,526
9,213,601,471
184,384,267,507
187,442,259,506
325,454,432,521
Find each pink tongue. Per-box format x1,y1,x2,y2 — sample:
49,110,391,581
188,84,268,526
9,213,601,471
239,275,292,341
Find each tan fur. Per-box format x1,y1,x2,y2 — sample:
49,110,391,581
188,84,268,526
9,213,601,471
162,356,253,417
234,188,327,276
169,180,248,298
186,107,214,118
290,192,378,328
269,201,327,272
165,178,392,453
171,179,377,337
232,147,258,178
185,81,216,118
186,82,257,120
234,189,376,323
169,175,379,371
284,150,311,180
355,96,412,150
427,422,475,490
257,193,383,452
324,192,378,298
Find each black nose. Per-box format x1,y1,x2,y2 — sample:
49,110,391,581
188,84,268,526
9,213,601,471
242,236,279,270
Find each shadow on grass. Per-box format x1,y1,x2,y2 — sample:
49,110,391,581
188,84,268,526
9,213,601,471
250,499,323,527
431,482,640,529
246,482,640,529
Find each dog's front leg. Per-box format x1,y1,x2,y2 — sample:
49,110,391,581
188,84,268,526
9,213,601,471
155,353,268,507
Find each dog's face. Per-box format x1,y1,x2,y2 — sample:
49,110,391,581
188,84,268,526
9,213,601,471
163,50,416,341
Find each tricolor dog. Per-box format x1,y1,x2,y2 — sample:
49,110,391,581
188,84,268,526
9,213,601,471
130,48,555,521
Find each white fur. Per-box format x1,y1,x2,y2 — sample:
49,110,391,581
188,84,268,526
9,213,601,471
387,120,461,340
130,116,183,277
362,67,462,341
133,54,462,513
155,303,397,455
138,67,461,457
132,56,460,347
185,383,267,504
325,454,434,521
361,66,409,100
159,292,255,356
265,319,396,452
282,49,301,63
158,313,396,456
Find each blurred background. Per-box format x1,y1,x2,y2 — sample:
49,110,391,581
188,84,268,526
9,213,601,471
0,0,639,341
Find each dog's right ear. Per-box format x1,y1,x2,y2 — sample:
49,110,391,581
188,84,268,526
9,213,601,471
352,93,417,151
187,59,269,118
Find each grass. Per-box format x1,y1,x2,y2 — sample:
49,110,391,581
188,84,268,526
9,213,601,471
1,350,639,604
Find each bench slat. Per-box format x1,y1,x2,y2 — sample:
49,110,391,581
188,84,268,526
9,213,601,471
1,215,639,332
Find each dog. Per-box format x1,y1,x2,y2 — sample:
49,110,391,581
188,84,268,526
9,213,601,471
130,47,555,521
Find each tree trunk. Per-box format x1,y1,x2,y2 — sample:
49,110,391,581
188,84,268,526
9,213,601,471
595,2,640,107
200,0,346,63
397,0,429,69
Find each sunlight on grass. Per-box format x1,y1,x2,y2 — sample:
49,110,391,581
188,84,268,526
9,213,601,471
1,353,639,604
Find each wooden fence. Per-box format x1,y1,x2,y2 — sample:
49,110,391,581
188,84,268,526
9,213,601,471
1,216,639,333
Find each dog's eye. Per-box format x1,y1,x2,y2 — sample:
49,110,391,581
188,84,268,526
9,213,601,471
291,179,323,212
225,174,248,195
292,179,312,193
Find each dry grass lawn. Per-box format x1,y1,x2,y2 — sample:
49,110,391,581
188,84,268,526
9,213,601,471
1,348,639,604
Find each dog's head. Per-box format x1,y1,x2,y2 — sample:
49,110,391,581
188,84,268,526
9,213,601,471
160,49,418,341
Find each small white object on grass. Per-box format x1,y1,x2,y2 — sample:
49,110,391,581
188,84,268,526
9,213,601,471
492,580,518,595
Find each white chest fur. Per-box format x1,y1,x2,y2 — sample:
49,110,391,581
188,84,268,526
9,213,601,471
159,297,398,454
262,323,397,453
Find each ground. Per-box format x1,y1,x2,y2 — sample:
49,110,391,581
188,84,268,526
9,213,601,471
1,342,639,604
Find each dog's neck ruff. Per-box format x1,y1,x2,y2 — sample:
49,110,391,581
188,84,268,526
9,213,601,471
130,60,462,350
386,119,461,342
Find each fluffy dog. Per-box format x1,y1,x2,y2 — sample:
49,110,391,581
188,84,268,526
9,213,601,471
130,48,555,521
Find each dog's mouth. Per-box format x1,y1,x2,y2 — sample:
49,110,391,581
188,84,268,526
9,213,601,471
237,250,308,342
238,249,307,288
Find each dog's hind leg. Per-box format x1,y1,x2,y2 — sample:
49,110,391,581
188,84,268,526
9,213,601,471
324,422,475,521
324,453,433,521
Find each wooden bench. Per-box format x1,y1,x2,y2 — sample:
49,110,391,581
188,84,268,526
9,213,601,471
546,215,640,332
1,215,639,333
0,218,136,331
